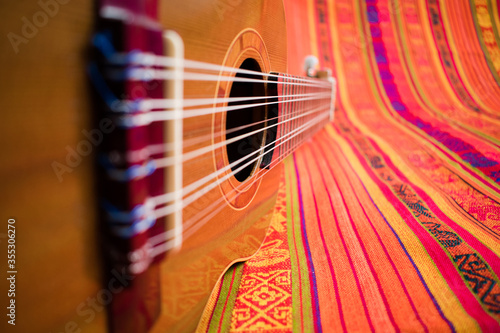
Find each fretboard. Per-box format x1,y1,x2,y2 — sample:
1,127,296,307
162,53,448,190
267,72,336,168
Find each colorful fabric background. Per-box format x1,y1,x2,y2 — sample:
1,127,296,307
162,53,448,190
201,0,500,331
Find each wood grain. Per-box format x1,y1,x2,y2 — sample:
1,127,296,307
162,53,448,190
0,1,108,332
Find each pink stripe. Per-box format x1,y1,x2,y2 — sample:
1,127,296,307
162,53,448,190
390,0,499,149
293,154,323,332
427,0,482,108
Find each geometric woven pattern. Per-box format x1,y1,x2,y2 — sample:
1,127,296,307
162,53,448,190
229,182,292,332
200,174,292,332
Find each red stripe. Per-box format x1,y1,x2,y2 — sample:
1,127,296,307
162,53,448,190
301,146,347,332
316,134,429,332
310,142,399,331
300,144,374,332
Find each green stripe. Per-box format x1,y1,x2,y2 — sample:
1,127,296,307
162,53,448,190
207,262,245,333
285,159,315,333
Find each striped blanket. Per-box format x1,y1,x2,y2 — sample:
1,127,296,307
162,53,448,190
200,0,500,331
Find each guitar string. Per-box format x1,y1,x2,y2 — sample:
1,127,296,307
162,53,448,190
153,78,329,216
103,53,334,259
109,92,326,172
174,113,327,231
109,69,330,90
118,91,326,114
127,113,328,260
135,123,329,258
104,56,330,118
109,105,326,230
109,52,329,86
142,80,329,221
118,91,330,126
122,91,330,162
173,95,326,233
149,115,327,259
105,81,331,210
103,56,332,152
126,102,315,163
126,98,328,163
118,101,327,183
147,104,327,209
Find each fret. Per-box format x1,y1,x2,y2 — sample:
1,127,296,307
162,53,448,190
299,82,304,147
286,75,291,157
292,78,296,154
288,75,292,157
278,75,284,162
286,77,297,156
300,80,305,146
298,80,302,146
281,74,286,161
296,79,300,148
285,74,291,158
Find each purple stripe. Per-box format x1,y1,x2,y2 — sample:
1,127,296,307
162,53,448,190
293,153,323,333
387,0,499,151
365,0,500,186
416,132,500,196
362,3,500,197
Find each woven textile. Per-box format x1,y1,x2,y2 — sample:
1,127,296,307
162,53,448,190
201,0,500,331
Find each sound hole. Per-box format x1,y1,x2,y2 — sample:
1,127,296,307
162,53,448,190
226,58,266,182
